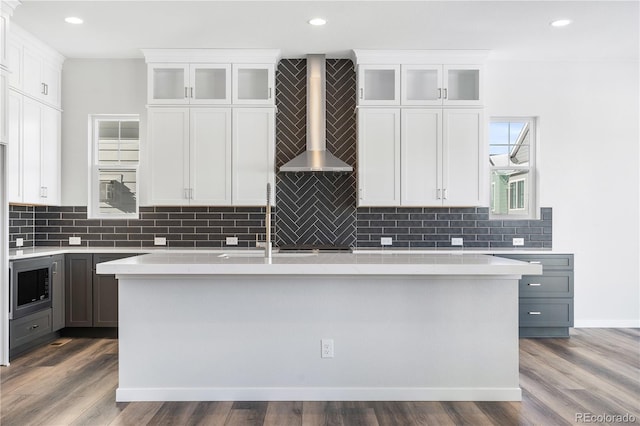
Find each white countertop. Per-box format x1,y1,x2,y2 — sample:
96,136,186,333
96,251,543,276
9,246,557,261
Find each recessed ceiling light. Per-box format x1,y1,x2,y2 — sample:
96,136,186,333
308,18,327,26
550,19,572,27
65,16,83,25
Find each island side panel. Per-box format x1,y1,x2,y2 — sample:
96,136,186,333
116,274,520,401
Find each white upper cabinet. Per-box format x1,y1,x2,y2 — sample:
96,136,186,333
9,92,61,205
353,50,487,107
8,24,64,108
357,65,400,106
401,64,482,106
232,64,275,105
148,63,231,105
232,108,275,205
357,108,401,206
143,49,280,106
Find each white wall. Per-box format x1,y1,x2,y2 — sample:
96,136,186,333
61,59,146,206
486,60,640,327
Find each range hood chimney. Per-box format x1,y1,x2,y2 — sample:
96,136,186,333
279,54,353,172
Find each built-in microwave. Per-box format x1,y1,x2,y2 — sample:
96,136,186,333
9,257,53,320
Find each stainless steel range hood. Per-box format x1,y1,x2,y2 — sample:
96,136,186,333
279,54,353,172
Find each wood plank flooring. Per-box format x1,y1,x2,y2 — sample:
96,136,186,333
1,328,638,425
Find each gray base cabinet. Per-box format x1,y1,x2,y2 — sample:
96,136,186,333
51,255,65,331
10,308,52,349
65,253,137,328
498,253,574,338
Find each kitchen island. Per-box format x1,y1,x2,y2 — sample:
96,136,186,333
97,251,541,402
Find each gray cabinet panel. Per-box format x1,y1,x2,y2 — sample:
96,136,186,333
10,309,52,348
498,253,574,338
519,271,573,298
519,298,573,327
65,254,93,327
51,254,65,331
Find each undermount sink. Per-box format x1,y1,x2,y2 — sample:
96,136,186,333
218,252,318,258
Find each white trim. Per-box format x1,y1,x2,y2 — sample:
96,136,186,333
116,386,522,402
352,49,490,66
574,320,640,328
141,48,281,64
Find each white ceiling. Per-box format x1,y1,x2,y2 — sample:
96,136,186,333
9,1,639,61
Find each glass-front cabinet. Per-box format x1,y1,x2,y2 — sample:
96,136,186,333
357,65,400,106
401,64,482,106
232,64,275,105
148,63,231,105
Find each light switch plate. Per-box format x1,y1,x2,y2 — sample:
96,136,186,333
154,237,167,246
69,236,81,246
226,236,239,246
451,237,464,246
512,238,525,246
16,238,24,247
380,237,393,246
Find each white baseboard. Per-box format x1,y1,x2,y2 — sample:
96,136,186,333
116,386,522,402
574,320,640,328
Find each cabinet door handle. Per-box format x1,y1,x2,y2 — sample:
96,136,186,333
529,261,541,264
268,88,272,99
528,311,542,315
438,88,442,99
436,189,442,199
52,261,58,274
528,283,542,287
190,87,194,98
41,83,46,95
443,188,448,200
190,188,193,199
45,84,49,95
184,87,188,98
358,188,362,200
184,188,189,199
30,324,40,330
360,88,364,99
443,88,448,99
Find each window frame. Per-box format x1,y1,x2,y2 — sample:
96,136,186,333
489,116,537,220
88,114,140,220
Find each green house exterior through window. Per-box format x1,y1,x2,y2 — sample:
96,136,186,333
489,117,536,218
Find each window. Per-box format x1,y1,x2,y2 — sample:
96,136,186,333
489,117,536,218
89,115,140,219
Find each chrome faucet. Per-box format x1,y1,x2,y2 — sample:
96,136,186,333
265,183,272,259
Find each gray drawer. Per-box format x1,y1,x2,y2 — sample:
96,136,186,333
498,254,573,271
519,271,573,298
10,309,53,348
519,299,573,327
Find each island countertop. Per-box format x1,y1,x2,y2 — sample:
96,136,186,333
96,251,542,276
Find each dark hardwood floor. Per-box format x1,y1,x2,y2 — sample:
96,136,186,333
1,328,638,425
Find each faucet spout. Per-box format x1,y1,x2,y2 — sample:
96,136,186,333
265,183,272,259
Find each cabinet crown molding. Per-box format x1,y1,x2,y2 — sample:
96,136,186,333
11,23,66,66
1,1,21,16
141,48,281,64
352,49,490,66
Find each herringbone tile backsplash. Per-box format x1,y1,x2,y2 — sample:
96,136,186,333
275,59,357,247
